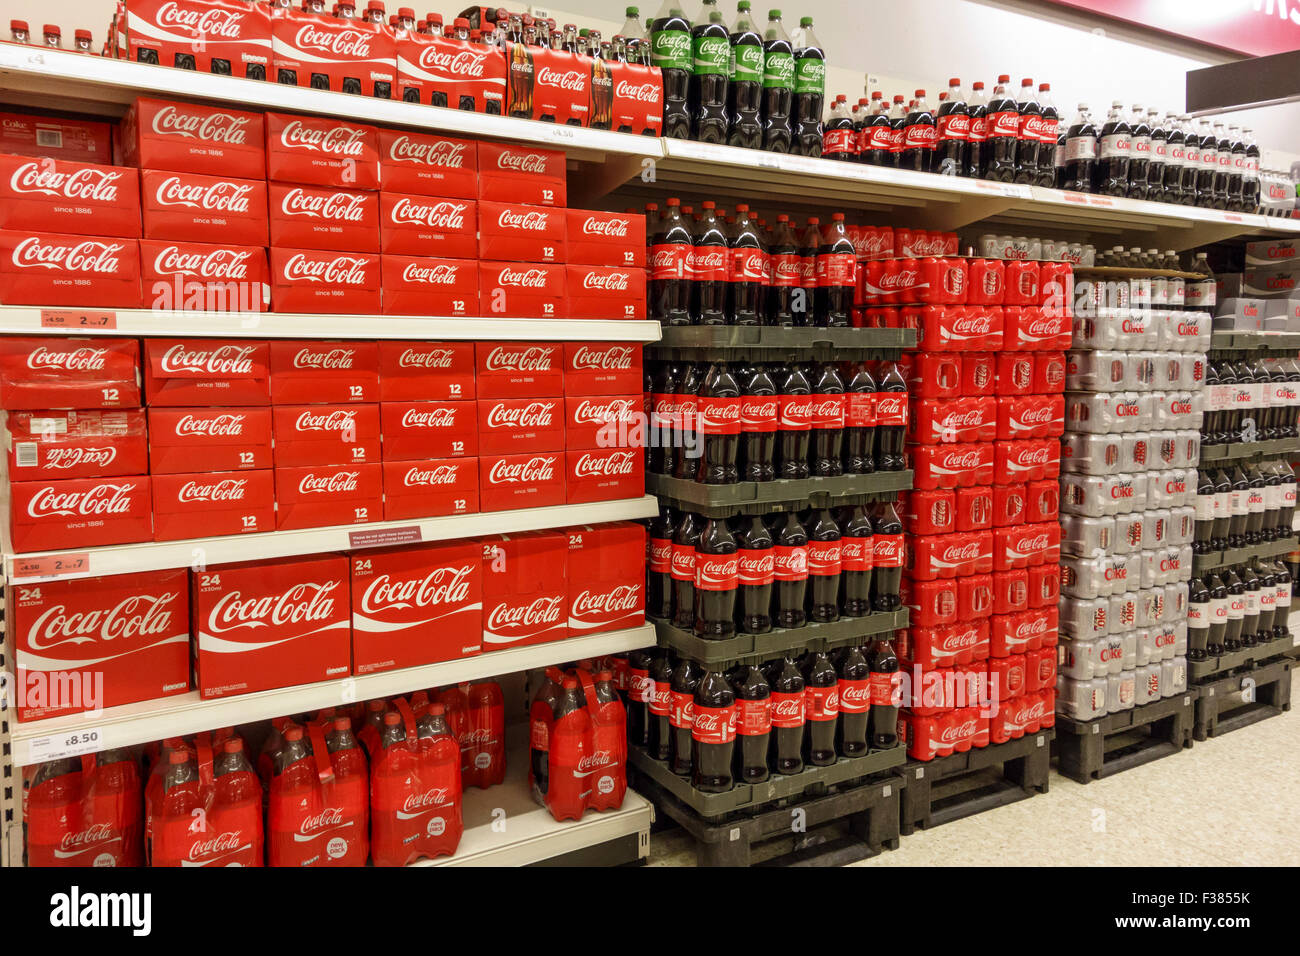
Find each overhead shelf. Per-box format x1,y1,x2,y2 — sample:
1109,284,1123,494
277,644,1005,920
648,471,912,517
0,306,662,343
1210,330,1300,351
4,494,660,584
6,623,656,767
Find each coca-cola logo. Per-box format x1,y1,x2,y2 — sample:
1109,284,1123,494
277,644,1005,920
486,595,563,630
536,67,585,91
9,162,123,202
187,831,247,863
401,261,463,285
155,1,245,37
283,253,371,285
294,24,374,57
361,564,473,613
496,208,551,232
25,345,109,371
402,464,463,487
581,271,630,291
399,407,458,429
11,237,123,274
391,197,466,230
206,581,339,635
614,80,660,102
573,451,637,478
42,446,117,470
294,409,357,432
397,348,455,369
415,44,490,77
570,345,632,371
581,216,629,238
573,398,637,424
25,482,137,519
177,478,248,503
485,401,555,429
387,135,469,169
483,346,554,372
160,344,257,376
175,413,246,438
281,187,366,222
152,245,253,280
27,592,176,650
297,471,360,494
56,822,115,854
495,151,552,174
494,266,551,289
278,119,368,157
154,175,254,213
576,750,614,773
297,807,345,838
487,455,556,484
572,585,641,616
150,104,252,144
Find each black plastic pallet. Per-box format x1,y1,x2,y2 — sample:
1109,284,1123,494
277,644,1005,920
636,764,903,866
898,730,1053,835
1188,636,1294,683
1199,438,1300,462
629,740,905,821
650,326,915,361
1193,657,1293,741
1053,692,1195,784
1210,331,1300,352
648,470,912,517
652,608,909,666
1191,535,1297,572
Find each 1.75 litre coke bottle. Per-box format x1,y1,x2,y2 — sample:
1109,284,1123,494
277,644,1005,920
804,507,842,622
872,500,904,611
766,655,805,774
835,644,871,756
874,361,908,471
669,659,702,776
731,664,771,784
649,0,691,138
692,669,737,792
868,636,901,748
801,649,838,766
773,510,809,628
694,515,739,639
735,513,774,633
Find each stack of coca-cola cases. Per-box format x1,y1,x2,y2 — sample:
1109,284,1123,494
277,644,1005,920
890,232,1072,761
25,681,528,867
1057,267,1211,719
99,0,662,132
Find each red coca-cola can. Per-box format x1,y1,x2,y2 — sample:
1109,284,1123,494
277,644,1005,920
1003,259,1040,306
1027,563,1061,609
918,257,968,305
1025,478,1060,524
1033,351,1067,394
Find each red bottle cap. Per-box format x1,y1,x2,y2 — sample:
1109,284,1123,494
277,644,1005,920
398,6,414,16
43,24,60,35
998,74,1010,83
598,670,613,681
563,677,578,689
383,712,402,726
223,738,243,754
1039,83,1050,91
972,81,984,90
428,703,445,715
333,716,351,731
11,19,29,30
367,1,385,11
454,16,469,27
169,750,189,765
1021,77,1033,85
949,77,960,86
75,28,91,40
666,196,680,206
915,88,926,97
284,725,304,741
832,212,845,221
702,200,715,209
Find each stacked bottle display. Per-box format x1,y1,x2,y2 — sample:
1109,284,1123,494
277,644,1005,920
1056,270,1211,719
624,642,899,793
1202,355,1300,455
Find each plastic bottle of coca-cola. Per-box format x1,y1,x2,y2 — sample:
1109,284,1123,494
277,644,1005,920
648,503,677,618
809,361,845,475
1127,104,1152,201
887,94,907,164
801,650,838,766
871,500,903,611
874,360,908,471
694,202,730,324
838,504,874,616
699,361,741,484
1032,82,1057,186
1242,127,1261,212
933,78,968,176
900,88,937,173
760,9,793,152
650,197,693,325
765,655,804,774
984,74,1018,182
1011,77,1040,184
730,204,767,325
671,510,703,630
966,80,988,177
792,16,824,156
1061,103,1097,192
796,217,819,327
673,362,704,479
730,665,771,783
727,1,763,148
692,669,737,792
843,362,877,474
1145,108,1167,201
835,643,871,756
867,636,900,748
739,362,777,481
804,507,842,622
735,513,774,633
1094,102,1131,196
862,91,893,167
647,651,674,760
773,510,809,628
669,658,702,775
815,213,855,328
694,516,739,638
776,362,812,478
823,95,856,161
767,214,799,326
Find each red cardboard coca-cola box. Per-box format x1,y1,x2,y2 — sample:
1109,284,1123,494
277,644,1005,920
476,142,566,207
139,240,271,313
351,541,483,673
0,154,141,238
478,202,566,263
269,183,380,252
139,169,268,246
268,340,380,404
564,342,641,395
479,262,566,319
272,403,381,466
382,457,479,519
264,113,380,190
479,452,565,512
379,192,477,258
475,342,563,397
480,530,567,648
566,265,647,320
147,407,273,473
565,394,641,450
477,397,564,455
381,255,479,316
565,522,646,634
269,247,381,314
504,45,590,127
11,569,189,722
121,97,266,180
9,475,153,552
121,0,272,79
274,462,383,529
6,409,147,481
378,341,475,401
378,129,477,198
143,339,270,406
601,61,664,137
0,337,141,410
565,209,645,267
566,447,644,504
381,401,477,460
0,111,112,165
394,31,506,112
192,554,351,699
0,230,143,308
151,469,275,540
270,8,395,98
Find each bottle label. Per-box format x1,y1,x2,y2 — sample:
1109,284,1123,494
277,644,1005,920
733,42,763,82
1054,141,1066,169
846,391,877,428
1154,139,1168,161
690,245,730,282
841,535,874,572
650,680,673,717
824,127,856,154
691,703,737,744
1169,143,1185,164
736,697,772,736
874,392,908,427
806,539,842,576
1248,489,1266,513
1099,133,1131,159
1260,590,1275,609
773,543,808,581
1185,144,1200,166
870,670,903,706
837,677,871,714
1036,116,1059,143
1246,590,1259,616
809,391,845,428
804,683,839,721
669,690,695,729
769,251,801,288
1132,135,1151,157
692,34,729,75
670,542,696,581
815,251,857,288
1220,150,1233,169
1194,493,1215,521
732,247,769,283
865,124,894,151
874,532,904,568
649,242,690,280
988,109,1019,138
1210,596,1228,624
968,114,988,142
650,28,691,71
696,394,742,436
530,717,548,751
1202,148,1219,172
740,393,778,432
777,393,813,430
762,50,793,90
628,669,652,704
1065,135,1097,162
770,690,805,728
938,112,970,141
1018,113,1044,142
649,537,672,572
1187,602,1205,626
1277,584,1292,609
904,122,939,150
1228,596,1245,621
738,547,775,586
799,253,818,286
793,56,824,95
695,551,739,591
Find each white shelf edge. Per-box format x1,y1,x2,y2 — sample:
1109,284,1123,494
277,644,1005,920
5,494,659,583
7,623,655,766
0,44,661,159
0,307,662,343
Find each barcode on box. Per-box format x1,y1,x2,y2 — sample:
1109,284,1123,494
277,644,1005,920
15,443,37,468
36,128,62,148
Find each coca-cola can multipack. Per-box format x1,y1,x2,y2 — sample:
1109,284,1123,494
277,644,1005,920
479,262,566,318
0,111,112,165
268,340,379,404
143,339,269,406
478,201,566,262
10,475,154,552
378,129,477,198
378,341,475,401
269,183,379,251
0,230,143,308
6,409,148,481
274,462,383,529
139,240,271,313
383,457,479,519
380,400,476,460
265,113,381,190
481,531,567,648
151,469,275,540
0,154,141,238
121,97,266,180
139,169,268,246
476,142,565,207
566,209,646,268
565,522,645,634
480,452,565,511
147,406,273,473
272,403,381,466
382,256,479,316
270,247,382,314
1,337,141,410
379,192,477,258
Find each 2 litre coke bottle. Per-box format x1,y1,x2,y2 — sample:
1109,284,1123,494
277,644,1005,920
773,510,809,628
792,16,824,157
699,361,741,483
801,650,838,766
1061,103,1097,192
809,361,845,475
694,515,739,639
693,202,730,324
900,88,937,172
984,74,1019,182
844,362,877,474
839,504,874,616
934,77,969,176
730,205,767,325
669,659,702,775
1035,83,1058,186
966,80,988,177
823,95,856,161
727,1,763,149
650,197,692,325
671,510,702,630
868,636,900,748
835,644,871,756
776,362,812,478
689,0,729,143
760,9,794,152
767,214,800,326
649,1,691,139
871,500,904,611
647,651,674,760
766,655,805,774
874,361,908,471
647,503,676,618
1013,77,1040,184
1094,101,1131,197
735,513,774,632
731,665,771,784
862,91,894,166
692,669,737,792
804,507,842,622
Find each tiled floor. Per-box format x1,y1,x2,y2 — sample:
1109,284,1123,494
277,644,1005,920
647,680,1298,867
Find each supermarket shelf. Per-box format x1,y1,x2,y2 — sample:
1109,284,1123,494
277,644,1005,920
0,306,662,343
653,608,909,665
416,741,652,867
3,494,660,584
650,325,915,355
1192,534,1298,572
648,471,912,517
6,623,655,767
1210,331,1300,352
1199,437,1300,462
